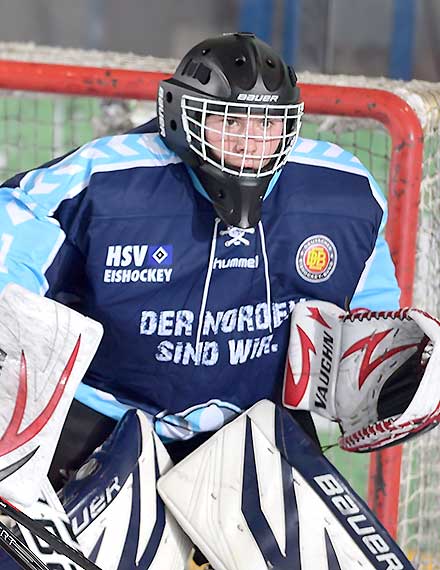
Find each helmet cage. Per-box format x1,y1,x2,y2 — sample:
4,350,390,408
181,95,304,178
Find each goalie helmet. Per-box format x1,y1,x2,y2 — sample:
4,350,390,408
157,32,303,228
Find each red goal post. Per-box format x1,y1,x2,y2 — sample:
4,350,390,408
0,43,438,568
0,57,423,300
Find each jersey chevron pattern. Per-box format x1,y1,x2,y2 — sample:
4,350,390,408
0,121,400,441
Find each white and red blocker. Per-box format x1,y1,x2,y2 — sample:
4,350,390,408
282,300,345,418
0,284,103,506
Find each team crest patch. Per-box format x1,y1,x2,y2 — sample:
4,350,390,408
295,235,337,283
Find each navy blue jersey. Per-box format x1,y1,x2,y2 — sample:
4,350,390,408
0,124,400,441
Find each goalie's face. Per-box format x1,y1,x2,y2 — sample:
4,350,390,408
204,113,284,171
181,96,304,178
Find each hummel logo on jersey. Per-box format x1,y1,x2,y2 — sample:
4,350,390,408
103,244,173,283
213,254,259,270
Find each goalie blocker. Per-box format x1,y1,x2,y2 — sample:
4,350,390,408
282,300,440,451
0,283,103,507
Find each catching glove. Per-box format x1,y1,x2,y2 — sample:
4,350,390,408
283,300,440,452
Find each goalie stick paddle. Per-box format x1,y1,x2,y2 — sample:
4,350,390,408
0,498,102,570
0,518,49,570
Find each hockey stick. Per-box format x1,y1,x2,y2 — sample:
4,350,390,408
0,498,101,570
0,518,49,570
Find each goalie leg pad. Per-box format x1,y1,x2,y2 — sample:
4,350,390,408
61,409,191,570
158,400,414,570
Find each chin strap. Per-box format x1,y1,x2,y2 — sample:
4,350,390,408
194,163,269,229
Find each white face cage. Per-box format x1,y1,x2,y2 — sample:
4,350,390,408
181,95,304,178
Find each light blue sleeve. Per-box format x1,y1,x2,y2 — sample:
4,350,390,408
0,189,65,295
0,133,177,296
351,232,401,311
0,138,97,295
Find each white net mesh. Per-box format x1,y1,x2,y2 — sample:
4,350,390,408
0,42,179,179
0,41,179,70
0,42,440,568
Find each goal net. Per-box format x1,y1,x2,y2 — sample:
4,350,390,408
0,42,439,569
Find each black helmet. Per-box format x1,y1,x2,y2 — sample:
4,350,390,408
157,32,303,228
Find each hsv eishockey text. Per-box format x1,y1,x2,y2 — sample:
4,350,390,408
104,244,172,283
